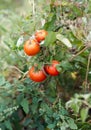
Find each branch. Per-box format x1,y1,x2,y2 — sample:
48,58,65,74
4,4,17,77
69,46,88,61
32,0,35,15
85,52,91,90
9,66,24,74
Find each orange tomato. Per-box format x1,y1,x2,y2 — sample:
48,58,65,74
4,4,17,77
45,60,60,76
29,66,47,82
24,39,40,56
35,30,48,42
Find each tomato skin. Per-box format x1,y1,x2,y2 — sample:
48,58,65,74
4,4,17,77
45,60,60,76
24,39,40,56
35,30,48,42
29,66,47,82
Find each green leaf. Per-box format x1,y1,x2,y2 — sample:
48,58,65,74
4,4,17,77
38,125,44,130
80,108,88,122
47,124,55,129
32,97,38,104
31,103,38,114
56,65,62,72
66,99,82,114
0,76,6,86
71,103,81,114
71,5,83,17
56,34,72,48
21,98,29,114
67,118,78,129
16,94,24,105
23,118,32,127
5,82,12,88
74,56,87,64
61,126,66,130
4,120,13,130
43,14,56,31
44,31,56,46
60,61,73,71
61,121,69,129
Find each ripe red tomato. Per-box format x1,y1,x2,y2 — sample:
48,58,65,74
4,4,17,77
45,60,60,76
35,30,48,42
29,66,47,82
24,39,40,56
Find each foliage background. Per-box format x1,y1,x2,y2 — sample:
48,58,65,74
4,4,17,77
0,0,91,130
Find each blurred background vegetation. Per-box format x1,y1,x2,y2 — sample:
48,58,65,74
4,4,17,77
1,0,91,129
0,0,24,10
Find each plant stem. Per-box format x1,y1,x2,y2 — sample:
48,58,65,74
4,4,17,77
85,52,91,91
69,46,88,61
32,0,35,15
9,65,24,74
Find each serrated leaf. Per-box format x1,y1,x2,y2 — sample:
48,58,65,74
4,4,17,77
31,104,38,114
74,56,87,64
21,98,29,114
80,108,88,122
16,94,24,105
66,99,82,114
32,97,38,104
61,121,69,129
56,34,72,48
60,61,73,71
67,118,78,129
44,31,56,46
24,78,32,84
4,120,13,130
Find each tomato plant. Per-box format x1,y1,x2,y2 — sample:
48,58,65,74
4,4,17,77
24,39,40,56
1,0,91,130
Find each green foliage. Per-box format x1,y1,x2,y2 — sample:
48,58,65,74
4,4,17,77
44,31,56,46
20,98,29,114
1,0,91,129
66,93,91,122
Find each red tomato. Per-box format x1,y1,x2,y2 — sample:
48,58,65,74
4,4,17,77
35,30,48,42
45,60,60,76
24,39,40,56
29,66,47,82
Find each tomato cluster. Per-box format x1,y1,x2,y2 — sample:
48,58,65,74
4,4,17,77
24,30,47,56
23,30,60,82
